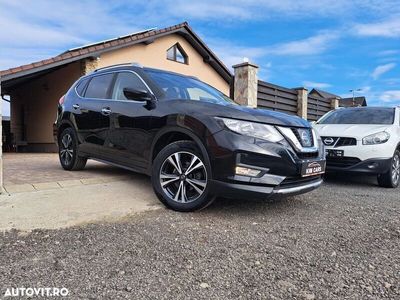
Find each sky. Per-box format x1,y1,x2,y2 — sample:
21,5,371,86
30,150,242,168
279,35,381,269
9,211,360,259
1,0,400,116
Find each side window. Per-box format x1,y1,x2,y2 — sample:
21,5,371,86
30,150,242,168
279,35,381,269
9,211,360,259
111,72,148,100
85,74,114,99
75,77,89,96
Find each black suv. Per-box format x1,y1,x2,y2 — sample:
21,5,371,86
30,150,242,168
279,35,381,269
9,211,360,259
55,64,325,211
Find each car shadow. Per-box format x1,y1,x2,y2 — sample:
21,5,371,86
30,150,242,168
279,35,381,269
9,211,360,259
323,172,379,188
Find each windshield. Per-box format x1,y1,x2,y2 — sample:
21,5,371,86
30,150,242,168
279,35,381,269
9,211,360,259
144,69,234,105
318,108,395,125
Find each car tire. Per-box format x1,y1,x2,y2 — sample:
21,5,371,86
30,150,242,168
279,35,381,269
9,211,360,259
58,127,87,171
377,150,400,188
151,140,216,212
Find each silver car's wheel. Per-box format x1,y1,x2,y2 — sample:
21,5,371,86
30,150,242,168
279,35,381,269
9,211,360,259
160,151,207,203
392,153,400,185
378,150,400,188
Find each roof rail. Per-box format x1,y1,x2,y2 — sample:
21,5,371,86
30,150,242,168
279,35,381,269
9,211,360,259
93,62,143,73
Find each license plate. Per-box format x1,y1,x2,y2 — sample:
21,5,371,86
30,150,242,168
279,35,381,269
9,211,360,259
301,160,326,177
326,149,344,158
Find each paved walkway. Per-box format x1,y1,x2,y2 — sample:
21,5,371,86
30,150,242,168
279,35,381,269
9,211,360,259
0,153,162,231
3,153,135,194
0,180,161,231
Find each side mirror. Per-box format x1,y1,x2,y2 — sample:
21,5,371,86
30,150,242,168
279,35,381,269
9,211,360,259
123,87,153,102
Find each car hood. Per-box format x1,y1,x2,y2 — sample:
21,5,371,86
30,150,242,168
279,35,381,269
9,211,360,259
314,124,390,139
214,103,310,127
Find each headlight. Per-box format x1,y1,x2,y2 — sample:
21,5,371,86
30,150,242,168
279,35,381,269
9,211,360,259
216,117,284,142
362,131,390,145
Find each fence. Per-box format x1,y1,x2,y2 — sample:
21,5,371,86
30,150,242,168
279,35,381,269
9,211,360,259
232,62,338,121
307,94,332,121
257,80,298,115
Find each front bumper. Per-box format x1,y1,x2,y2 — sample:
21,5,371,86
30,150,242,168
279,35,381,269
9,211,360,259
210,176,323,199
206,129,325,199
326,157,392,174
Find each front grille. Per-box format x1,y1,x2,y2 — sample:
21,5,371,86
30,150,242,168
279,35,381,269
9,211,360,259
279,175,322,188
326,157,361,168
322,136,357,147
336,137,357,147
297,152,319,159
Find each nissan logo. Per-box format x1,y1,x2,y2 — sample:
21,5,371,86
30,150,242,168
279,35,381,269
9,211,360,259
300,131,311,146
323,137,334,145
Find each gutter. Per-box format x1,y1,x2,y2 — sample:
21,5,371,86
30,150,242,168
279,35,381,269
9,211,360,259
1,95,10,102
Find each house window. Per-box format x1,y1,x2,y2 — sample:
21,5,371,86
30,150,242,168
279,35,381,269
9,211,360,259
167,43,188,64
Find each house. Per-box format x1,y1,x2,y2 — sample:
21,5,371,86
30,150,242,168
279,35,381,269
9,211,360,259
339,96,367,107
309,88,367,108
309,88,340,100
0,22,232,152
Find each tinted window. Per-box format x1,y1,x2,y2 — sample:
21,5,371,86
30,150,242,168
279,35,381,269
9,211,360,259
85,74,114,99
76,77,89,96
144,69,234,105
111,72,148,100
318,108,395,125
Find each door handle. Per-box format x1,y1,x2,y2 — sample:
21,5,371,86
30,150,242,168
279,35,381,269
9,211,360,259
101,107,111,116
72,104,80,109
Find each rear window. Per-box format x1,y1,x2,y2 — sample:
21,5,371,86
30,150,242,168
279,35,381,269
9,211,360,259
85,74,114,99
318,108,395,125
75,77,89,96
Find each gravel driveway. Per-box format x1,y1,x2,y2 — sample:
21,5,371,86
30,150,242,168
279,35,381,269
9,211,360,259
0,174,399,299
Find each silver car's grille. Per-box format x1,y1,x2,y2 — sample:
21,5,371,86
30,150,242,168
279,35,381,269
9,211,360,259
322,136,357,147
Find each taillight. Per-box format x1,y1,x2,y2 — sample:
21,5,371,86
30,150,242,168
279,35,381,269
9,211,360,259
59,95,65,105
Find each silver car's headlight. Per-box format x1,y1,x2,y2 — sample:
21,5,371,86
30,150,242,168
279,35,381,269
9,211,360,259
216,117,284,142
362,131,390,145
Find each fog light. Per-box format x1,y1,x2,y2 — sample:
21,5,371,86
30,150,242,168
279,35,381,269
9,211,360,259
235,166,261,177
368,162,378,169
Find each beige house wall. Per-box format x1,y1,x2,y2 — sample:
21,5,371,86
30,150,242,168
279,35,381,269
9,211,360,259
99,34,230,95
9,33,230,151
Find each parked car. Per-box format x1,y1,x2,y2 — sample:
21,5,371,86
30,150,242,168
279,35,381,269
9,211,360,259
55,64,325,211
314,106,400,188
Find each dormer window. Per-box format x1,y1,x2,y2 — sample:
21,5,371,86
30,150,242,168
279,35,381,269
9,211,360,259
167,43,188,64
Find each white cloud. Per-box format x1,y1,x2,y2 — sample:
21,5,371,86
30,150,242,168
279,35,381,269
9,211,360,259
378,49,399,56
380,90,400,102
266,32,339,56
167,0,400,20
303,81,332,89
371,63,396,80
209,31,339,69
353,17,400,38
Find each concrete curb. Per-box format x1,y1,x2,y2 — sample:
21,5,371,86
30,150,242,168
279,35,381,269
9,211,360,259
4,175,133,195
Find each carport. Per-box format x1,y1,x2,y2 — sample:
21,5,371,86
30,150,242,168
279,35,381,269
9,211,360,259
0,57,99,194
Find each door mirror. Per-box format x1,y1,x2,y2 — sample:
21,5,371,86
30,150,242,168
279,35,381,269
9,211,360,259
123,87,153,102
